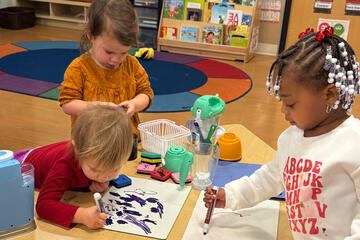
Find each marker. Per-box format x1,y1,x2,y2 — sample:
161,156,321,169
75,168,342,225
93,192,106,213
203,186,219,235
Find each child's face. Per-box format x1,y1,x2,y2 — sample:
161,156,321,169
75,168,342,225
278,71,329,132
81,159,123,183
89,31,131,70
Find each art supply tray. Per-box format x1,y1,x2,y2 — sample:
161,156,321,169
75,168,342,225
138,119,191,158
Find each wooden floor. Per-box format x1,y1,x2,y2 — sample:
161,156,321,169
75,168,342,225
1,25,360,153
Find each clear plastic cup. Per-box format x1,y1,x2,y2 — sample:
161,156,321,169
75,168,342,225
189,143,219,190
21,162,34,186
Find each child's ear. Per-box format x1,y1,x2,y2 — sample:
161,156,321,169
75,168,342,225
71,140,76,147
324,84,339,105
86,30,93,42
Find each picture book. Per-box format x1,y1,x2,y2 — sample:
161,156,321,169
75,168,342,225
225,9,243,25
202,25,222,44
222,24,237,45
184,0,205,21
242,0,256,6
223,0,242,4
206,1,220,22
230,25,249,47
163,0,184,20
209,2,234,24
241,14,252,26
160,26,178,40
186,8,202,21
180,26,198,42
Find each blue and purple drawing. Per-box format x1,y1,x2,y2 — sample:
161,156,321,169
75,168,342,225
104,189,164,234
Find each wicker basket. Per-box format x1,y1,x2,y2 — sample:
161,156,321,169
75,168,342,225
138,119,191,158
0,7,35,30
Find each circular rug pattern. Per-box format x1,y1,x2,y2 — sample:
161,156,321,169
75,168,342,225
0,41,252,112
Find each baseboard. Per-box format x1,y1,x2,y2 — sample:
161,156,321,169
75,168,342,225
256,43,278,56
36,19,86,30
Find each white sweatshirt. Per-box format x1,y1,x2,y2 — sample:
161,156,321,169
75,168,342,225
225,115,360,239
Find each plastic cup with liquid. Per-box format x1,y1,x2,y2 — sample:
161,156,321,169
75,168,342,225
189,143,219,190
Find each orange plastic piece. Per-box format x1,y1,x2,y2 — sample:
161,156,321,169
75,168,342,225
217,132,242,161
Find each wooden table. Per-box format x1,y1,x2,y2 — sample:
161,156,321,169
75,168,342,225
11,124,292,240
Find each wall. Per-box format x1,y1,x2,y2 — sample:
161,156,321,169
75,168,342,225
0,0,15,8
285,0,360,57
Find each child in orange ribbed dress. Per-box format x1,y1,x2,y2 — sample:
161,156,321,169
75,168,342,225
58,0,154,151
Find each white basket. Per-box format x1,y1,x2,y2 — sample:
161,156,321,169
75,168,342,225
138,119,191,158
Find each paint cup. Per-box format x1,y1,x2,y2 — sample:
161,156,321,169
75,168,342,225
217,132,242,161
163,146,193,187
189,143,219,190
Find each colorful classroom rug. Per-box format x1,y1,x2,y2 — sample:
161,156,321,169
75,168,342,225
0,41,252,112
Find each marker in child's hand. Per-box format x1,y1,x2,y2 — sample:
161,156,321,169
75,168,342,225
93,192,106,213
120,104,128,111
203,186,218,235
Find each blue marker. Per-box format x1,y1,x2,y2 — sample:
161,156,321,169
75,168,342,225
93,192,106,213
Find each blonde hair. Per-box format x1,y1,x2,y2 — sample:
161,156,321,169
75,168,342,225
72,105,133,170
80,0,139,52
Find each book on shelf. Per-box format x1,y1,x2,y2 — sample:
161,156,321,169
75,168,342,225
241,14,252,26
223,0,242,4
202,25,222,44
163,0,184,19
184,0,205,21
160,26,178,40
225,9,243,25
222,24,237,45
186,8,202,21
209,2,234,24
230,25,249,47
180,26,198,42
242,0,256,6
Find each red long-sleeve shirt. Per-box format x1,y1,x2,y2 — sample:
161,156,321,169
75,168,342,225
24,141,91,228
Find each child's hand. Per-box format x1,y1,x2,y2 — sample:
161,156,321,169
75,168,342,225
89,181,109,193
73,206,107,229
119,101,135,116
203,186,226,208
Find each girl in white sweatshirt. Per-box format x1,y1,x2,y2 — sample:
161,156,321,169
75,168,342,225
204,26,360,239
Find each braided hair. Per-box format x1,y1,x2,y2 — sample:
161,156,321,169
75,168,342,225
266,27,360,112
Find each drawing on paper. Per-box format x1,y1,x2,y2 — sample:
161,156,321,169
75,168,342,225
102,177,191,239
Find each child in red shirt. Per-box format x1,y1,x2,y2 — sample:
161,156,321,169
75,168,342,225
14,105,133,229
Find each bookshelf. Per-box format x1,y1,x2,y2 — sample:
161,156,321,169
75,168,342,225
157,0,261,62
15,0,91,29
132,0,163,48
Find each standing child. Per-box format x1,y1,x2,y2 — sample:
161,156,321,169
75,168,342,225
58,0,154,141
204,27,360,239
14,105,133,229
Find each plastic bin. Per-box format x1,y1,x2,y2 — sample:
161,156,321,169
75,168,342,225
0,7,35,30
138,119,191,158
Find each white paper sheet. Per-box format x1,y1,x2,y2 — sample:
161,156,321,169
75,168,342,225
183,192,280,240
102,177,191,239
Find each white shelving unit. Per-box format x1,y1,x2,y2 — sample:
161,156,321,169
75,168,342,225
16,0,91,29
